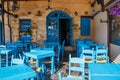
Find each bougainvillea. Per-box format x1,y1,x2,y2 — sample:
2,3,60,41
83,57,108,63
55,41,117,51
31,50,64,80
108,0,120,16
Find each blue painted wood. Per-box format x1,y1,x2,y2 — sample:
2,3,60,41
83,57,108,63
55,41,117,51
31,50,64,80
19,20,32,44
88,63,120,80
0,48,13,67
58,72,81,80
58,54,84,80
47,18,59,43
92,76,120,80
47,10,73,45
0,20,2,45
81,18,90,36
20,20,31,32
0,64,35,80
69,18,73,46
95,47,109,63
24,50,55,74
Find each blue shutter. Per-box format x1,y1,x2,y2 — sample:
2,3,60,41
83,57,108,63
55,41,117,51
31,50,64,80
81,18,90,36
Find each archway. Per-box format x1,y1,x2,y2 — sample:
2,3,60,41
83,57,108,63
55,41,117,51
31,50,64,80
46,10,73,46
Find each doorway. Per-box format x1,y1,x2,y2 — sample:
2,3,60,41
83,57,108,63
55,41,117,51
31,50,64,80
59,19,70,46
0,20,2,45
46,10,73,46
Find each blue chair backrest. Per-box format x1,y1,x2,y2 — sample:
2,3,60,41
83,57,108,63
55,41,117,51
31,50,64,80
95,47,108,56
30,43,39,50
83,38,92,42
69,54,85,78
11,54,25,65
95,47,109,63
82,48,95,63
96,44,105,49
54,44,61,64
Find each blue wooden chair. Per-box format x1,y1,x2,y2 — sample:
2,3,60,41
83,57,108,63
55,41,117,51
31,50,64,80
82,48,95,63
83,38,92,42
0,49,6,67
0,45,6,49
76,39,84,55
11,54,25,65
78,44,90,58
95,44,105,50
58,54,85,80
95,47,109,63
0,49,13,67
16,41,23,58
61,40,65,57
54,44,61,65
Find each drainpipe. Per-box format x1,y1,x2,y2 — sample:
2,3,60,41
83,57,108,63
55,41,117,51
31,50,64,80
1,0,5,44
7,0,12,42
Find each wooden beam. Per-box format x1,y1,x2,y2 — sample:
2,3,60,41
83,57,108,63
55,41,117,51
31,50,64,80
4,0,47,1
91,0,96,7
104,0,115,9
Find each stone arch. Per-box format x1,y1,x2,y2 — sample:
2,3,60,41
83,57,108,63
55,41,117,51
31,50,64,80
43,7,74,17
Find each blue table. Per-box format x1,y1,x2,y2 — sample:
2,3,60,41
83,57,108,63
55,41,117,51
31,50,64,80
88,63,120,80
25,50,55,74
61,78,80,80
92,76,120,80
25,50,54,80
0,64,35,80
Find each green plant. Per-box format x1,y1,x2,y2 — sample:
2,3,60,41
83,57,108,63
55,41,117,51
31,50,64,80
25,29,32,35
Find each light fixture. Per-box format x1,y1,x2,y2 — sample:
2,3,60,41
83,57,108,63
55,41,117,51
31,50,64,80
46,0,52,10
12,0,20,12
36,11,42,16
100,19,108,23
74,11,78,16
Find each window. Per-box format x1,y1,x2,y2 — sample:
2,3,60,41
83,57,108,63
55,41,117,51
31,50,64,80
109,15,120,46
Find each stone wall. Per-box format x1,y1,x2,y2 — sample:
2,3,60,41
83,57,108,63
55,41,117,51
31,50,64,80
3,0,94,46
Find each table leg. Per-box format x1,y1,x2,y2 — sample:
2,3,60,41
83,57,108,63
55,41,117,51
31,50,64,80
30,78,34,80
36,59,42,80
6,53,8,67
88,70,91,80
51,56,54,74
0,54,1,67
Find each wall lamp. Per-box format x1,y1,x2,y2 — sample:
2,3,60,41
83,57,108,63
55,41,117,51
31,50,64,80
74,11,78,16
100,19,108,23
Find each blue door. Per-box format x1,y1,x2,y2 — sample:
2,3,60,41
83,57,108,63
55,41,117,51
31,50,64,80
0,20,2,44
47,10,73,46
69,18,73,46
81,17,90,36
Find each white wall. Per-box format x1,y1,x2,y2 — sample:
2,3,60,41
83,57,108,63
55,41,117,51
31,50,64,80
94,11,120,62
110,44,120,63
5,26,10,42
94,11,108,46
